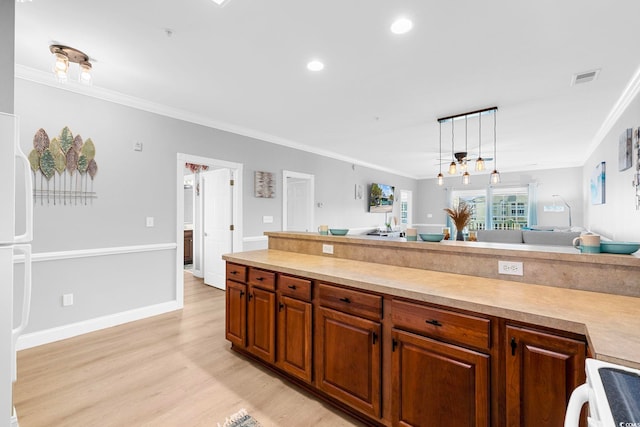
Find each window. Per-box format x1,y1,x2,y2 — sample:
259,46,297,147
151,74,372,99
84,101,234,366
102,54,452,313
400,190,412,226
451,186,531,231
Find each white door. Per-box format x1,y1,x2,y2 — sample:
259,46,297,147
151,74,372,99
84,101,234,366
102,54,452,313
283,171,314,232
202,168,232,289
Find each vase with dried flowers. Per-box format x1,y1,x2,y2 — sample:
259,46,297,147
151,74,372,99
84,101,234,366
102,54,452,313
444,202,472,241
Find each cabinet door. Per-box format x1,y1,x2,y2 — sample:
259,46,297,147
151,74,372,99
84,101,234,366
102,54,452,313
506,325,586,427
277,295,312,382
391,329,490,427
225,280,246,347
317,307,381,418
248,286,276,363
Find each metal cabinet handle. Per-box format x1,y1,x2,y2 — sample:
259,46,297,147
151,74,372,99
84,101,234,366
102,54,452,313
240,290,245,298
426,319,442,327
339,297,351,303
510,337,517,356
288,285,296,290
372,332,378,345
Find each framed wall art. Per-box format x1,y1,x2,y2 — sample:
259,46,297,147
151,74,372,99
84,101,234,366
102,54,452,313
619,128,633,171
254,171,275,198
590,161,606,205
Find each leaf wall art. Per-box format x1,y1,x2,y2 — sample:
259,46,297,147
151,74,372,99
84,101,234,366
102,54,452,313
29,126,99,205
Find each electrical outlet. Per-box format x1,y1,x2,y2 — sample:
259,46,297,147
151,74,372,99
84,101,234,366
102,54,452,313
62,293,74,307
146,217,154,227
263,216,273,224
498,260,523,276
322,244,334,254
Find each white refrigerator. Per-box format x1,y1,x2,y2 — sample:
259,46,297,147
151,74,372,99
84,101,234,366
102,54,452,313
1,112,33,427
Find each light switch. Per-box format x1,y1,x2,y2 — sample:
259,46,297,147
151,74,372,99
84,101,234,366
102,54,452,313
263,216,274,224
146,217,154,227
62,293,74,307
133,141,143,151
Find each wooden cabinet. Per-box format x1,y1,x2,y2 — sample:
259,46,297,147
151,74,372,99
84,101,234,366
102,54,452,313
247,268,277,363
391,329,490,427
505,325,586,427
277,295,312,382
390,299,491,427
224,261,589,427
183,229,193,264
277,275,313,382
225,280,247,347
317,283,382,419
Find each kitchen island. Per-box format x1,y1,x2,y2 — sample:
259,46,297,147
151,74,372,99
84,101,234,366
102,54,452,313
223,232,640,426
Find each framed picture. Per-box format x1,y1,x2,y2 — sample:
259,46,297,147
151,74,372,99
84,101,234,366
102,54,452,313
254,171,275,198
619,128,632,171
590,161,606,205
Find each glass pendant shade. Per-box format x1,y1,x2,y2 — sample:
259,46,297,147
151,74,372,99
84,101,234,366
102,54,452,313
79,62,92,85
448,161,457,175
54,52,69,82
437,173,444,186
475,157,485,171
462,171,470,185
490,169,501,184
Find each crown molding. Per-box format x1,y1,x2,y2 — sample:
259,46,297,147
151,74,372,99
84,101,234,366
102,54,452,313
14,64,417,179
587,64,640,161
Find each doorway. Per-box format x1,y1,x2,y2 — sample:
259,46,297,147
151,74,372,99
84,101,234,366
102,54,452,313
176,154,243,307
282,170,314,232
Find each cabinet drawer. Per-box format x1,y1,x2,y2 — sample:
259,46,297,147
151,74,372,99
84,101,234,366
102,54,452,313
248,268,276,290
391,299,491,350
279,275,312,301
318,283,382,321
226,263,247,282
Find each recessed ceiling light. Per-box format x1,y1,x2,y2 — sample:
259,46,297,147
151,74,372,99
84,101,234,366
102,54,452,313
211,0,231,6
390,17,413,35
307,60,324,72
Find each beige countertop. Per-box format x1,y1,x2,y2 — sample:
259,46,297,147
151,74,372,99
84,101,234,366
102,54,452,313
223,249,640,369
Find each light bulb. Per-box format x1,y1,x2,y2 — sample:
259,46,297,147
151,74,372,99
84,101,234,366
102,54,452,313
475,157,485,171
490,170,501,184
437,173,444,186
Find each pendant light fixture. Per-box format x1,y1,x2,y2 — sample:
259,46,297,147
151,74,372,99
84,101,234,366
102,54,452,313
448,120,457,175
437,121,444,185
475,112,485,171
436,106,498,184
490,109,501,184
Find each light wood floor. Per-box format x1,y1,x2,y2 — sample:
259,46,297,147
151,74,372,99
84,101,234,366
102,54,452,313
13,272,363,427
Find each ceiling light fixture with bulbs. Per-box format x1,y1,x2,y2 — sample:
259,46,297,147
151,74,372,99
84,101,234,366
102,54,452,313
49,44,93,85
436,106,499,186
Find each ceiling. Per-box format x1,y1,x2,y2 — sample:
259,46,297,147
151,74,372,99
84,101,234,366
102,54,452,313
13,0,640,179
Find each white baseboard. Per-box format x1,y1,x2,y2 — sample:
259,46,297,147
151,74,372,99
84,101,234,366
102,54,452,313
16,300,181,350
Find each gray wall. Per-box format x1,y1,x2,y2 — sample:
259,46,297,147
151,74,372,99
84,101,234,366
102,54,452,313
417,167,584,229
14,78,417,338
584,93,640,241
0,0,14,114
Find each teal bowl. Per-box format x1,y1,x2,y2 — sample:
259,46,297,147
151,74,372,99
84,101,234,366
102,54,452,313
329,228,349,236
419,233,444,242
600,241,640,254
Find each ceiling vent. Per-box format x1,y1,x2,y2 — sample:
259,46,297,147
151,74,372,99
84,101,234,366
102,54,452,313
571,69,600,86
